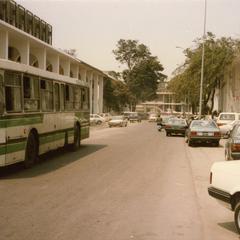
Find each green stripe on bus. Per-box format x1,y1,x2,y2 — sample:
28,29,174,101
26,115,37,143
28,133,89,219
0,115,43,128
0,141,26,155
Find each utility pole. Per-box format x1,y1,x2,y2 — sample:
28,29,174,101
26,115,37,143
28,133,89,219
199,0,207,118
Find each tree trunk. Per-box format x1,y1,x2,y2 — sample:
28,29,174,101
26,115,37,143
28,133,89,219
209,88,216,113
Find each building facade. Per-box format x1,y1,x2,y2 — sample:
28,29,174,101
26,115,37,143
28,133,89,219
0,0,104,114
136,81,187,114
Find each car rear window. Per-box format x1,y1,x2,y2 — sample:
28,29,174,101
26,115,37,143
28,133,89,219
191,120,217,128
219,114,235,120
168,119,186,125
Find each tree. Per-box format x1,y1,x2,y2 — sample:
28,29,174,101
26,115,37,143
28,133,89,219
103,78,130,112
168,32,240,114
113,39,166,107
112,39,151,71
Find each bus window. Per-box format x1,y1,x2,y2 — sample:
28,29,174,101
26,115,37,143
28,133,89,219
65,84,74,110
5,71,22,112
54,83,60,112
23,75,40,111
40,79,53,111
60,84,65,111
81,88,89,110
0,73,4,114
74,87,81,110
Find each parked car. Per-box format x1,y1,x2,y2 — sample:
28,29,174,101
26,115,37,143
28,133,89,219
90,114,105,125
148,113,158,122
108,115,128,127
216,112,240,127
219,120,240,138
208,161,240,233
122,111,132,120
129,112,141,123
165,118,188,136
185,120,221,146
99,113,112,121
225,123,240,160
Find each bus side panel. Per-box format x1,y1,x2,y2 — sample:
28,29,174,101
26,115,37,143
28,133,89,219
0,127,6,166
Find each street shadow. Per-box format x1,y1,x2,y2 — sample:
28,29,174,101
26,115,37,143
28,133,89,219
0,144,107,179
189,142,223,148
167,134,185,138
218,221,238,234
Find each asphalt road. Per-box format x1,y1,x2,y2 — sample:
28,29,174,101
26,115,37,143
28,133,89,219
0,122,238,240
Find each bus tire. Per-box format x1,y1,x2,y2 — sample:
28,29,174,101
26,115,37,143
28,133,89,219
72,124,81,151
24,132,38,168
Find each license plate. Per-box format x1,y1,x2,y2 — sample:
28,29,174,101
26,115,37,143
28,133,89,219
197,132,213,136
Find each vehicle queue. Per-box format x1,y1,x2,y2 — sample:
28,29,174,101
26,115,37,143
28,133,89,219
154,111,240,234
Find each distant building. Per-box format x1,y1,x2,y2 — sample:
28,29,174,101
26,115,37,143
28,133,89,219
136,81,188,114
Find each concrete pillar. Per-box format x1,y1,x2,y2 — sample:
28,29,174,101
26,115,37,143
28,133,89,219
93,74,99,114
79,68,87,81
60,59,70,76
31,47,46,70
18,40,29,65
0,30,8,59
88,71,93,113
47,54,59,74
98,75,103,113
71,64,79,78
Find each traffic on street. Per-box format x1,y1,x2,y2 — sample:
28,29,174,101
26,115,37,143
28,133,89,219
0,119,239,240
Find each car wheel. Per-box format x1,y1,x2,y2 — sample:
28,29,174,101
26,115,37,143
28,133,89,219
188,139,193,147
214,141,220,147
97,120,101,125
24,132,38,168
71,124,81,151
234,201,240,234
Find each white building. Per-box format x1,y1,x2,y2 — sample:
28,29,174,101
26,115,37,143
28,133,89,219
0,0,104,114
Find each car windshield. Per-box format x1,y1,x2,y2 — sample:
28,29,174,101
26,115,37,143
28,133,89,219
168,118,186,125
112,116,123,120
191,120,217,129
219,114,235,120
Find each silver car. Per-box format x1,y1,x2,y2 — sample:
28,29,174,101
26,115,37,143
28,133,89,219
108,116,128,127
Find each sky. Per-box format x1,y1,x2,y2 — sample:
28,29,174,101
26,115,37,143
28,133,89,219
18,0,240,78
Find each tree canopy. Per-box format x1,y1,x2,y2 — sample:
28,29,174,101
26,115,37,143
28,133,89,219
113,39,166,108
168,32,240,114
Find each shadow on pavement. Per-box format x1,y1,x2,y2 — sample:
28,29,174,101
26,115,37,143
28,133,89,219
0,144,107,179
218,221,238,234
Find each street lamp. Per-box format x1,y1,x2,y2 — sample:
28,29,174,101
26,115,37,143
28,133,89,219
199,0,207,118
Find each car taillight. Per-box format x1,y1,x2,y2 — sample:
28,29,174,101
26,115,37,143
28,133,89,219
190,131,197,136
214,132,221,137
165,125,171,129
231,144,240,152
210,172,212,184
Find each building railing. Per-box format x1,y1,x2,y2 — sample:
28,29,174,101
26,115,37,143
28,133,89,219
0,0,52,45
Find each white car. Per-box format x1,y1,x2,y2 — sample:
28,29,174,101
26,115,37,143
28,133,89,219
208,161,240,233
219,120,240,138
217,112,240,127
108,115,128,127
148,114,158,122
90,114,105,125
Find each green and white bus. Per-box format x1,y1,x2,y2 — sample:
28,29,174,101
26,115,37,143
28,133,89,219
0,61,90,168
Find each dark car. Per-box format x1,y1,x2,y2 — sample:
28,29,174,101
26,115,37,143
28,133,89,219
186,120,221,147
165,118,188,136
129,112,141,123
225,123,240,160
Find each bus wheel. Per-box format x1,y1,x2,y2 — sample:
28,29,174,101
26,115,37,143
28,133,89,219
24,132,38,168
72,124,80,151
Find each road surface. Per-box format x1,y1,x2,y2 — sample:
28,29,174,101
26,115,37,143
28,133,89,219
0,122,238,240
